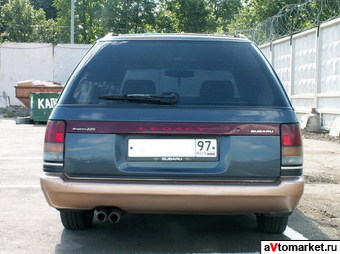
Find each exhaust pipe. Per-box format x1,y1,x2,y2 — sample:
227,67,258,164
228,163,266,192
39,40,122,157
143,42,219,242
95,208,109,223
108,208,124,223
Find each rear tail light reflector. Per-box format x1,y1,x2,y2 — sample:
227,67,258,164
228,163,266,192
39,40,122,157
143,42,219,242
45,121,65,143
281,124,302,147
281,124,303,175
44,121,65,162
282,147,302,157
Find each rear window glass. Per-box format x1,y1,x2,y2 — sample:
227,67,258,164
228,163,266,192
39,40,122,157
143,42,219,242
61,40,289,107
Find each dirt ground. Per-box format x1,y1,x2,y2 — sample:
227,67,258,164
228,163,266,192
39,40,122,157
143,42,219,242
300,135,340,239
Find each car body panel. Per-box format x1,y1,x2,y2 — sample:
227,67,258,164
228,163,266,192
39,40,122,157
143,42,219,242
64,133,280,179
50,106,297,123
41,173,303,213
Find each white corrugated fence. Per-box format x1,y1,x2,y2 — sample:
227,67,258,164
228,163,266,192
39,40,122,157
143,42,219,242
260,18,340,129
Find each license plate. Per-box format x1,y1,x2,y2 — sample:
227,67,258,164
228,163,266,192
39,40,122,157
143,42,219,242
128,139,218,161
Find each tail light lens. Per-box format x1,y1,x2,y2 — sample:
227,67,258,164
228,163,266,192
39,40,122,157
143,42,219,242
281,124,303,175
44,121,65,162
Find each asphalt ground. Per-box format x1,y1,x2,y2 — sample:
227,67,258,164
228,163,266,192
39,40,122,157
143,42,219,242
0,119,331,254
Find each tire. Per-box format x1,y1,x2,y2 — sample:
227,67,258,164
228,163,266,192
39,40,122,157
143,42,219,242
256,214,289,234
59,209,94,230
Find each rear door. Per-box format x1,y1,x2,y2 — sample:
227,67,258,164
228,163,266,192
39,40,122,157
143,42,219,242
54,38,296,181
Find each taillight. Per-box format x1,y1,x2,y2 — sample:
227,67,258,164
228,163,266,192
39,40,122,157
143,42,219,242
281,124,303,176
44,121,65,163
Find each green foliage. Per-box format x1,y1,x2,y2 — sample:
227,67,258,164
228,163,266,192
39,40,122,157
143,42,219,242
30,0,57,19
206,0,242,32
52,0,71,43
228,0,340,43
128,0,157,33
160,0,210,33
311,0,340,22
52,0,243,42
74,0,106,43
228,0,304,31
53,0,102,43
1,0,338,44
53,0,157,43
102,0,156,34
1,0,57,42
101,0,130,34
1,0,244,44
0,106,30,118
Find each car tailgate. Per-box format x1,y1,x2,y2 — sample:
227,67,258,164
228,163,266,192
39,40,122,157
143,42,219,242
54,106,297,181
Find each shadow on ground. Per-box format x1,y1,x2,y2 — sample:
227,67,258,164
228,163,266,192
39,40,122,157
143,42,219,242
55,214,292,254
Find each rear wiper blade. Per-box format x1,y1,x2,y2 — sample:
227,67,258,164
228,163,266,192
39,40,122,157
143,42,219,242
98,94,178,105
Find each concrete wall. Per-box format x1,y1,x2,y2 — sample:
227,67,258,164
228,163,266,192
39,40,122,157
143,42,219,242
53,44,92,85
0,43,53,106
260,18,340,129
0,43,91,106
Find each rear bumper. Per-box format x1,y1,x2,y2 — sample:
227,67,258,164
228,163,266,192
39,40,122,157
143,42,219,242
40,173,304,214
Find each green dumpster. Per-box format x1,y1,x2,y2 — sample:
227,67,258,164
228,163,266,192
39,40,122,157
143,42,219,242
30,92,59,122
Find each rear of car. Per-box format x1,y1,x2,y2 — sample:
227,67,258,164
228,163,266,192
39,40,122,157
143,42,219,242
40,34,303,233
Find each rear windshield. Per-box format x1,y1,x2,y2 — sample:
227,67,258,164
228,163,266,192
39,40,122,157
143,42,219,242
61,40,289,107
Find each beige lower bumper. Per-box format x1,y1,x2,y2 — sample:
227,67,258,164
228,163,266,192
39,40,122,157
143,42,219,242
40,173,304,214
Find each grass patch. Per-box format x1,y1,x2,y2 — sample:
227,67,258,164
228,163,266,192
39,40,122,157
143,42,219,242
0,106,30,118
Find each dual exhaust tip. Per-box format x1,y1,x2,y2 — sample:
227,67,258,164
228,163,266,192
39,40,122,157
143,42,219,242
95,207,124,223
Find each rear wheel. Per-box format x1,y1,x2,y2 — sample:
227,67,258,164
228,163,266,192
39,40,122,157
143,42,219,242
59,209,94,230
256,214,289,234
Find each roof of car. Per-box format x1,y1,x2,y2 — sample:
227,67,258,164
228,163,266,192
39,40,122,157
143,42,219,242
98,33,250,43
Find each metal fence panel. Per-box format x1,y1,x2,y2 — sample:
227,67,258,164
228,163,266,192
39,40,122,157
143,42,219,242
319,20,340,94
273,38,292,96
317,20,340,129
260,44,272,64
292,30,317,96
260,18,340,129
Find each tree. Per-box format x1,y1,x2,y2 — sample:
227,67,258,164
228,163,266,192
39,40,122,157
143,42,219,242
228,0,304,31
102,0,157,34
53,0,106,43
0,1,9,34
30,0,57,19
101,0,128,34
75,0,106,42
1,0,55,42
128,0,157,33
154,0,177,32
206,0,242,32
158,0,211,33
227,0,340,43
